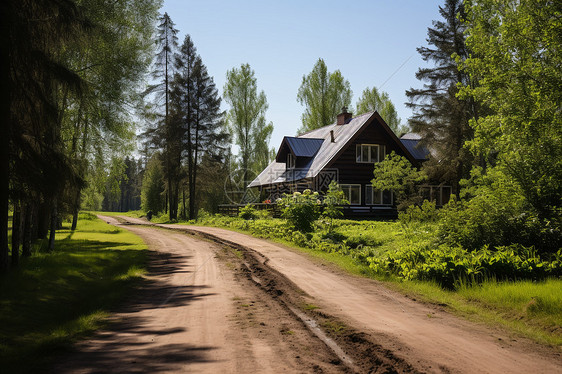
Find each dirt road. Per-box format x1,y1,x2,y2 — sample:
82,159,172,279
56,216,562,373
54,216,349,373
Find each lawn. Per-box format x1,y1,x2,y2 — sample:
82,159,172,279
0,212,148,373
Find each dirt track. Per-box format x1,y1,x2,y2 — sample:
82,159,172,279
55,216,562,373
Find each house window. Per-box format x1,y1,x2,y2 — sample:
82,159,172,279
340,184,361,205
419,185,452,206
356,144,386,163
365,185,393,205
287,153,295,169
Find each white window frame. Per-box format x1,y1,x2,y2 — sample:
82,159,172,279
356,144,386,163
365,185,393,206
340,184,361,205
287,153,296,169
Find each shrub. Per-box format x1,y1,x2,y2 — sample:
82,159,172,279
322,181,349,233
238,204,258,220
399,200,439,225
438,169,562,254
278,190,321,232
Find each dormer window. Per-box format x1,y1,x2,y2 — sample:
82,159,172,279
356,144,385,163
287,153,296,169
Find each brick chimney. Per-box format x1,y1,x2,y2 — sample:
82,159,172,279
336,106,352,125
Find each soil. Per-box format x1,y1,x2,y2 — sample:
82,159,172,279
53,216,562,373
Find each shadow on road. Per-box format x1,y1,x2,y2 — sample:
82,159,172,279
51,238,220,373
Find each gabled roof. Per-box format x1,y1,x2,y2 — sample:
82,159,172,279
400,139,429,161
248,111,418,188
275,137,324,162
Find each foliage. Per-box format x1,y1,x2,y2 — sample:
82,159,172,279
372,152,427,210
356,87,407,135
238,204,258,220
438,168,561,254
172,34,229,219
367,243,561,290
223,63,273,188
141,155,164,214
278,190,321,232
399,200,439,225
406,0,477,193
322,181,349,233
460,0,562,222
296,58,352,133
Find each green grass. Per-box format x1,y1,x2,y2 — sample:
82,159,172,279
0,212,148,373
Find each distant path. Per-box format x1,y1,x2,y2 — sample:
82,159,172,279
119,216,562,374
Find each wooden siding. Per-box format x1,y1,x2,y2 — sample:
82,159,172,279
328,120,410,205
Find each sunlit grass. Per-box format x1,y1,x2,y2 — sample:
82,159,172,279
0,212,148,373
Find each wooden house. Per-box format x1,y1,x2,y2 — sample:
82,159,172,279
247,109,450,218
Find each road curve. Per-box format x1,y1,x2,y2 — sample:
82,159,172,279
134,220,561,374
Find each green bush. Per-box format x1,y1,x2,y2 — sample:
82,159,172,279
278,190,321,232
238,204,258,220
399,200,439,225
437,171,562,254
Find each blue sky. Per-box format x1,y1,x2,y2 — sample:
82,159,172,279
160,0,445,150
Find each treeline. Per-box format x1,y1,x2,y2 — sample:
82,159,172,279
1,0,161,271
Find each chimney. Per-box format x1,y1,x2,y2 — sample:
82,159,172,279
330,130,335,143
336,106,352,125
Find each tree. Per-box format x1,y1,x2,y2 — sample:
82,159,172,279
143,12,181,220
372,152,427,210
356,87,407,135
405,0,478,194
141,155,164,214
223,64,273,192
297,58,352,133
63,0,159,229
461,0,562,222
2,0,89,269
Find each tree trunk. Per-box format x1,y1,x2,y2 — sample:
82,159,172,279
0,5,10,272
22,203,32,257
71,189,80,231
11,202,21,266
48,197,57,252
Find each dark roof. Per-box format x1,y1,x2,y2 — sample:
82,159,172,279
400,139,429,161
249,111,420,188
275,137,324,162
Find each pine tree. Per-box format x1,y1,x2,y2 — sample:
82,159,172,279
172,35,229,219
405,0,480,193
146,13,180,219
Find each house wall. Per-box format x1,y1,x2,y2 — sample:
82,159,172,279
328,120,411,206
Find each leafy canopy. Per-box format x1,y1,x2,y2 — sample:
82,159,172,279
356,87,406,135
297,58,352,133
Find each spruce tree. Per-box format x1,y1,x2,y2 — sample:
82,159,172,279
172,35,229,219
405,0,480,193
147,13,180,219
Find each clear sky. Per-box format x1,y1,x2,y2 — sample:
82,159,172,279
159,0,445,150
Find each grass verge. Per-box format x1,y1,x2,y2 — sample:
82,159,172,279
0,212,148,373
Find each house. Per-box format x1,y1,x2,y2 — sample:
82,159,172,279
247,109,450,218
